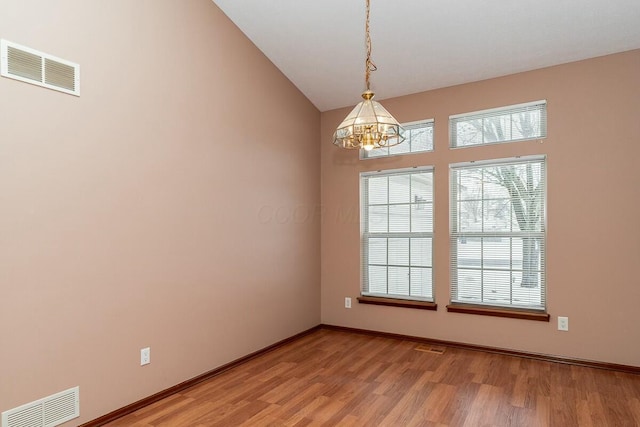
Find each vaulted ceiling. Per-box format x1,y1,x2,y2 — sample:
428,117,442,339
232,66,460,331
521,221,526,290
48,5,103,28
212,0,640,111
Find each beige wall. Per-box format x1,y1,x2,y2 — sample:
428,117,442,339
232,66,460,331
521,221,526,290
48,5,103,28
321,49,640,367
2,0,638,422
0,0,320,423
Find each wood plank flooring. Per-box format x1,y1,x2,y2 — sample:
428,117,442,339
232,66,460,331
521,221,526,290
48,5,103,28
104,329,640,426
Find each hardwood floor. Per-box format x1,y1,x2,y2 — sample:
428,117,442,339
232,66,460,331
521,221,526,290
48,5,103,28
104,329,640,426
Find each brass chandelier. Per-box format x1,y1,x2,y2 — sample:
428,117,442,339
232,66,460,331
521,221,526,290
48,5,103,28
333,0,405,151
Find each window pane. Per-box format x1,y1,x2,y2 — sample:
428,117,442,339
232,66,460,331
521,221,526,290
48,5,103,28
367,176,388,205
368,266,387,294
484,238,511,270
484,114,512,143
410,267,432,298
512,237,523,269
456,269,482,302
389,205,410,232
388,238,409,266
389,175,410,204
458,169,482,200
412,203,433,232
511,271,543,306
412,173,433,202
368,238,387,265
410,126,433,152
512,110,541,140
459,200,482,233
519,237,542,285
456,120,483,146
483,270,512,304
482,176,509,200
457,238,481,268
389,139,411,155
483,199,512,232
388,266,410,295
368,206,388,233
410,238,432,267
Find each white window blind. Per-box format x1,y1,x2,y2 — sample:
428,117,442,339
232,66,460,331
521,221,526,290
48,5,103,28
450,101,546,148
362,120,434,159
450,156,546,310
361,167,434,301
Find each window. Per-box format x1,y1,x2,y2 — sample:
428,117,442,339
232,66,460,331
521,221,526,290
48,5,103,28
450,101,546,148
450,156,546,311
362,120,434,159
361,167,434,301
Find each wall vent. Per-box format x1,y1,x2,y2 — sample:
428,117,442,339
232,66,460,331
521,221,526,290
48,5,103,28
0,39,80,96
1,387,79,427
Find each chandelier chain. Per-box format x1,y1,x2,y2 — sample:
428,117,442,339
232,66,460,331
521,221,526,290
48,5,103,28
332,0,405,150
365,0,377,91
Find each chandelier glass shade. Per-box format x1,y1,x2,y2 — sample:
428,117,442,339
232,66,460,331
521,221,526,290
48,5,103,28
334,90,404,151
333,0,405,151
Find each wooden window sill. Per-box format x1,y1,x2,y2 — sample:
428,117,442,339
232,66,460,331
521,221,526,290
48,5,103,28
358,296,437,311
446,303,550,321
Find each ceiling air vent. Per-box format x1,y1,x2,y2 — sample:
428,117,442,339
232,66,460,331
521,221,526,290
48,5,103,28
1,39,80,96
1,386,80,427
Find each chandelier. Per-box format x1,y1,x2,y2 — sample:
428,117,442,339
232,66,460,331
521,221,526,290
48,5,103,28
333,0,405,151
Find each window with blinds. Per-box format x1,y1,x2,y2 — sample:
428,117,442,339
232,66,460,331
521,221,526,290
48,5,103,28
362,120,434,159
450,101,546,148
361,167,434,301
450,156,546,310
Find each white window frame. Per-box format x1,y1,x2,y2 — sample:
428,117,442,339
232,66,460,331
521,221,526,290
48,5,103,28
450,100,546,148
360,119,434,159
449,155,547,311
361,166,434,302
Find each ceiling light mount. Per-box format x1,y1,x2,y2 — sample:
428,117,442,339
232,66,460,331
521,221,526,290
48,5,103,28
333,0,405,151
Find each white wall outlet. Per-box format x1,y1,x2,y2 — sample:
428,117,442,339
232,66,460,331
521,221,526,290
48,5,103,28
140,347,151,365
558,316,569,331
345,297,352,309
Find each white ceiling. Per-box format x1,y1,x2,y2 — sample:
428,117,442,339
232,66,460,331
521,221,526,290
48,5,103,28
212,0,640,112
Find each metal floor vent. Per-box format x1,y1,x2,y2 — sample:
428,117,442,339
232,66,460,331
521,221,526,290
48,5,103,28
414,344,446,354
0,39,80,96
1,386,79,427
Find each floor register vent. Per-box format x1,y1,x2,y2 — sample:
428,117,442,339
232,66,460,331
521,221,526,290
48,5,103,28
415,344,446,354
0,39,80,96
1,386,79,427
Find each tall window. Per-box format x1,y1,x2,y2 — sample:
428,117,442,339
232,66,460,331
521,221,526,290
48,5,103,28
450,157,546,310
361,167,434,301
362,120,434,159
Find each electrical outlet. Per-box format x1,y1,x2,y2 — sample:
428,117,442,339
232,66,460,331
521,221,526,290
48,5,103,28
141,347,151,365
345,297,352,309
558,316,569,331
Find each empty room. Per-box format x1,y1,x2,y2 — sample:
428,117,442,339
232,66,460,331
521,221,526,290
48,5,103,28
1,0,639,426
